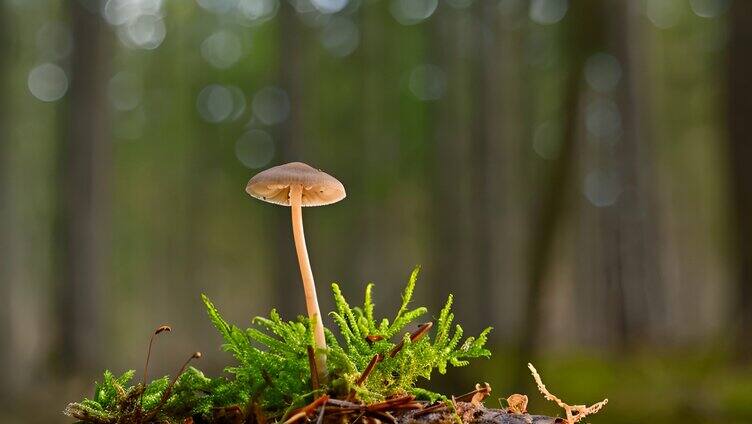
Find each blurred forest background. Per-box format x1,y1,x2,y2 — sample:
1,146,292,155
1,0,751,422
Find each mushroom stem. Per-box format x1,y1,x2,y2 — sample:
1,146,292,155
289,184,328,381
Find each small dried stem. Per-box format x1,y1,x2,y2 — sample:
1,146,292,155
143,325,172,385
138,325,171,419
142,352,202,422
307,345,320,390
350,411,366,424
528,363,608,424
356,354,382,386
315,399,327,424
282,394,329,424
365,334,384,343
326,399,361,409
389,322,433,358
366,395,415,411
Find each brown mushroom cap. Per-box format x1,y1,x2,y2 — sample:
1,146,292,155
246,162,346,207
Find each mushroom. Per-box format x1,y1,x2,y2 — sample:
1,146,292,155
246,162,346,380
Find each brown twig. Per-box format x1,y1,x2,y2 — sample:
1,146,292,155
326,399,361,409
387,401,424,410
366,395,416,411
307,345,320,390
528,363,608,424
282,394,330,424
315,399,327,424
355,354,382,386
389,322,433,358
350,410,366,424
365,334,384,343
347,352,384,402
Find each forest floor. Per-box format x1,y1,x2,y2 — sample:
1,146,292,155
2,350,748,423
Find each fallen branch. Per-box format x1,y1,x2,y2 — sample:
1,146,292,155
527,363,608,424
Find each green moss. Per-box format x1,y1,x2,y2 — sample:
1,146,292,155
65,266,492,423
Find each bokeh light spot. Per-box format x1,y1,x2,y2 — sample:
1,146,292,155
645,0,683,29
108,71,143,111
252,86,290,125
289,0,316,13
235,129,275,169
28,63,68,102
689,0,731,18
533,121,560,160
122,14,166,50
390,0,438,26
321,17,360,58
196,0,236,14
197,84,235,123
584,53,622,93
529,0,568,25
236,0,279,24
311,0,349,14
228,86,248,121
583,170,622,207
201,31,243,69
104,0,167,51
36,22,73,61
408,64,446,101
585,98,622,139
103,0,163,26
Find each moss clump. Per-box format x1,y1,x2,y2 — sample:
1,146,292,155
65,266,492,423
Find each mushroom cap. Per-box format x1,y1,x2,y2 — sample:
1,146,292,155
246,162,346,207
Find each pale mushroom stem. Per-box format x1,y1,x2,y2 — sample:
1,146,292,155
289,184,328,381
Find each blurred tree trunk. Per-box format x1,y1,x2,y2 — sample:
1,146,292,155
354,0,385,285
493,8,529,342
0,0,14,399
728,1,752,357
572,0,664,349
609,0,663,346
430,6,477,331
430,7,461,310
517,0,605,376
274,3,306,318
471,0,502,330
54,2,111,374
